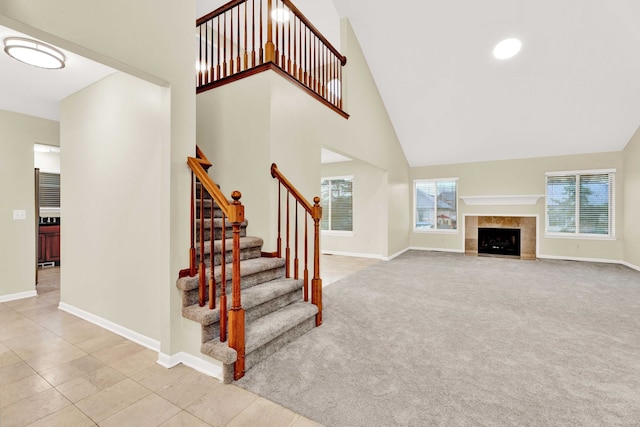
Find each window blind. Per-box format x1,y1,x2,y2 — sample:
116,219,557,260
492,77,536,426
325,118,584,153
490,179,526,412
39,172,60,208
320,177,353,232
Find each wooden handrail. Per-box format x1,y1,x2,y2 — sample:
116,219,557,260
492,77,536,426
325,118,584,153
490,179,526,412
280,0,346,66
270,163,323,325
196,0,347,114
185,147,246,379
270,163,318,218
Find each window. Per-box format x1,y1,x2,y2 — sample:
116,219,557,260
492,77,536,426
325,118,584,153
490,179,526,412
320,176,353,232
545,170,614,237
414,179,458,231
39,172,60,208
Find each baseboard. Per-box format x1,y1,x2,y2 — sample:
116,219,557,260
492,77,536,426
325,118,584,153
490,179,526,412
157,351,224,381
58,302,161,352
538,255,640,270
383,247,412,261
408,246,465,254
0,290,37,303
321,250,383,260
621,261,640,272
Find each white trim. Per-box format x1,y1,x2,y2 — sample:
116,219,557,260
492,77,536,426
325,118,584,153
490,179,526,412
621,261,640,272
0,290,37,302
320,174,354,181
537,254,625,265
413,178,459,232
383,247,411,261
58,302,160,352
545,168,616,176
460,194,544,206
408,246,465,254
321,249,383,259
321,230,355,237
157,352,224,381
544,233,617,241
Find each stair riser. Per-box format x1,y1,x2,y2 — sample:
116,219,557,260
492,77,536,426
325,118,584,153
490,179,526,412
196,227,247,241
181,266,286,307
244,316,316,371
200,288,303,343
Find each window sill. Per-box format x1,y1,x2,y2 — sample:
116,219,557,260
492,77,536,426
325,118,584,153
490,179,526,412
413,229,459,234
544,233,617,241
321,230,354,237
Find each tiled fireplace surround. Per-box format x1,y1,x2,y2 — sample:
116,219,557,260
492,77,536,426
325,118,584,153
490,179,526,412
465,216,537,260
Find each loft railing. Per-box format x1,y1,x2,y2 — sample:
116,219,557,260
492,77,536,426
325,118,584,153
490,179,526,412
186,147,246,379
196,0,347,117
270,163,323,325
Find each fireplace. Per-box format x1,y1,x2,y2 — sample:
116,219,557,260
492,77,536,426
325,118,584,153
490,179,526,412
478,228,521,257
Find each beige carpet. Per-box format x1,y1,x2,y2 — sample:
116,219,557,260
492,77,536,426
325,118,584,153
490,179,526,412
237,251,640,426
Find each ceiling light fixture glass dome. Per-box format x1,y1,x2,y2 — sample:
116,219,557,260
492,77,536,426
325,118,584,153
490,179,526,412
493,38,522,60
271,7,291,23
3,37,66,69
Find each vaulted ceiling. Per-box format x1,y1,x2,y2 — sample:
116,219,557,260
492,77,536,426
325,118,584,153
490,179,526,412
331,0,640,166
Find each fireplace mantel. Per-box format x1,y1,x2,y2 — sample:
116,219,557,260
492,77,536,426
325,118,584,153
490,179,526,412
460,194,544,206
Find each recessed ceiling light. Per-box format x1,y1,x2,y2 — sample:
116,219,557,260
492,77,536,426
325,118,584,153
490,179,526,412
271,7,291,23
493,38,522,60
3,37,66,69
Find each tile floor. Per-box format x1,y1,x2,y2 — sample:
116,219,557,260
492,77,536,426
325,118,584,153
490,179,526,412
0,255,377,426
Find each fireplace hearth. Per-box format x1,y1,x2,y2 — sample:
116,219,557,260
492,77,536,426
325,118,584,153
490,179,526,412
478,227,521,257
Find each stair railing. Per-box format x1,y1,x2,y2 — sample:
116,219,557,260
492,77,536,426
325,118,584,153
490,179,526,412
196,0,347,116
270,163,323,325
185,147,246,380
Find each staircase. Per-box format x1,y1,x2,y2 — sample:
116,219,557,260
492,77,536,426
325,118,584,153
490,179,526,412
176,158,321,383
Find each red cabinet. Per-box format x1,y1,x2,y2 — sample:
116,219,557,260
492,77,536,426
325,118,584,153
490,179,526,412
39,225,60,265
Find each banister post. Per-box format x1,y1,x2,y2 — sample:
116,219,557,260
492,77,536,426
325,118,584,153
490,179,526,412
265,0,275,62
311,196,322,326
227,191,246,380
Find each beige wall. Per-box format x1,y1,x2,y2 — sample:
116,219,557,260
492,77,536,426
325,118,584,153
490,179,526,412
0,110,59,298
623,127,640,268
321,161,386,258
0,0,195,354
60,72,165,340
411,152,624,261
196,18,410,259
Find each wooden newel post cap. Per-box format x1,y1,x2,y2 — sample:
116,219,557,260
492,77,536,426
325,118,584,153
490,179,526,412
231,191,242,202
313,196,320,206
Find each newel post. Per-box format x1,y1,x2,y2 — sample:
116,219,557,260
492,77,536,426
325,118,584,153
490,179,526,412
227,191,246,380
311,196,322,326
265,0,275,63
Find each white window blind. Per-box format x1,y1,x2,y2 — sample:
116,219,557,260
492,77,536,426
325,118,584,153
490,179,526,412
320,177,353,232
414,179,458,231
39,172,60,208
546,171,614,236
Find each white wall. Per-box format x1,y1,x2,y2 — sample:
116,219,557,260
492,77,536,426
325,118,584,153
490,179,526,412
0,110,59,299
321,160,385,258
60,72,165,341
34,151,60,173
410,151,625,262
623,127,640,269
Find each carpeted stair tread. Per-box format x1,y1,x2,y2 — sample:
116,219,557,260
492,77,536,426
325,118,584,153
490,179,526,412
245,302,318,354
196,236,263,257
201,339,237,365
177,257,286,292
182,278,303,326
196,218,248,228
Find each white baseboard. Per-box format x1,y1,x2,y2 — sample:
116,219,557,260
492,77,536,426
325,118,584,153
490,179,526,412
0,290,37,303
383,247,412,261
58,302,161,352
621,261,640,272
321,250,383,260
157,351,224,381
408,246,465,254
536,254,625,265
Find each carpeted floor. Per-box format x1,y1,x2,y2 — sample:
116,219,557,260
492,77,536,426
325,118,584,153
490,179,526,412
236,250,640,426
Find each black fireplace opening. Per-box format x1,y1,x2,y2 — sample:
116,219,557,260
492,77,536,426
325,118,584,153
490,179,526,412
478,227,521,257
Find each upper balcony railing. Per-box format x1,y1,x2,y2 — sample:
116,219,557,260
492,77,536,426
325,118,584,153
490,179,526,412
196,0,347,117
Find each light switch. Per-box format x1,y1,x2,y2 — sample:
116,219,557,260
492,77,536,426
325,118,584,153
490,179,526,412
13,210,26,220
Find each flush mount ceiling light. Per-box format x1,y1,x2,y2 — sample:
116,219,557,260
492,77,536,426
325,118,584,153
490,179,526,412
3,37,66,69
271,7,291,23
493,38,522,60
